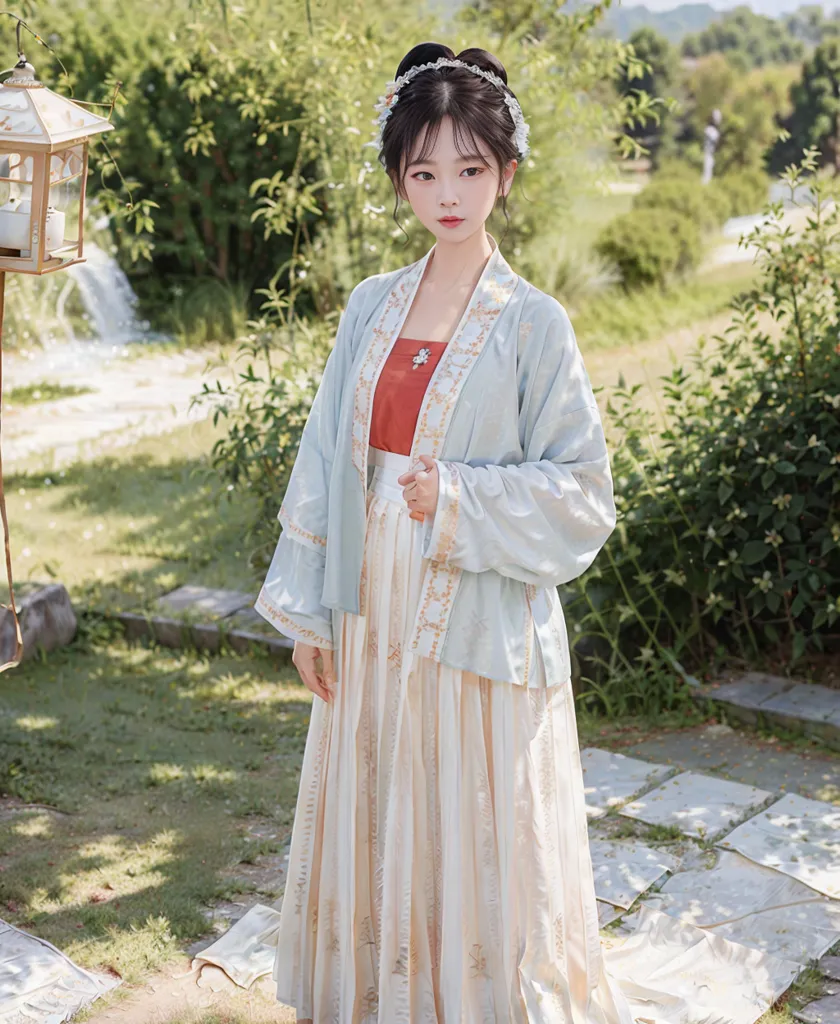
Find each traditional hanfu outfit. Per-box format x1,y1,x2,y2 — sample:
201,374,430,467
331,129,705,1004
254,235,640,1023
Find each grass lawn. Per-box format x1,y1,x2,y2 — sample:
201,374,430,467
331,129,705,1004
2,416,266,615
574,259,761,353
0,635,307,983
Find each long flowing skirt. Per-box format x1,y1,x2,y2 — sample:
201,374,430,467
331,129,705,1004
273,447,637,1024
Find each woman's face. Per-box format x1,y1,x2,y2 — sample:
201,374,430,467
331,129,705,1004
394,115,516,242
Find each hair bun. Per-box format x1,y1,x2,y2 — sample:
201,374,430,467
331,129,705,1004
455,47,508,86
395,42,455,79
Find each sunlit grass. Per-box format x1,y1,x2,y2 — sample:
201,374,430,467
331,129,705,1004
574,260,760,353
0,637,307,980
1,417,263,612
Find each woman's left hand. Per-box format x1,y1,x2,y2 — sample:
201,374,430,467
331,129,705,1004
397,454,439,522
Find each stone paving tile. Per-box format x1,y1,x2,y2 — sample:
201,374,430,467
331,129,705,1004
703,672,795,710
821,955,840,981
717,792,840,899
794,992,840,1024
155,585,253,619
590,837,680,909
639,847,840,964
618,722,840,804
581,747,675,819
762,684,840,725
619,770,775,841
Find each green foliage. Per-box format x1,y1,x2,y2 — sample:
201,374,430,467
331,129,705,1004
576,149,840,711
191,316,335,560
777,37,840,173
681,5,805,71
633,175,722,231
594,206,702,290
617,27,682,148
710,165,771,218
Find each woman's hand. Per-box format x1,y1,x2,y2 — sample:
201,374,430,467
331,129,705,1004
292,641,336,704
397,454,439,522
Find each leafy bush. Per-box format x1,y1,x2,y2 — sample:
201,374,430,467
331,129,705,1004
712,166,772,218
633,176,723,232
594,207,702,289
573,150,840,715
190,314,336,563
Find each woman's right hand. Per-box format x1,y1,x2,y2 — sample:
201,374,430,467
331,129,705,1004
292,641,336,704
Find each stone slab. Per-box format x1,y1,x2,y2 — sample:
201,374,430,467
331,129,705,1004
794,993,840,1024
597,900,625,928
761,684,840,725
603,902,801,1024
619,770,775,841
581,746,675,819
616,723,840,804
820,956,840,982
717,792,840,899
155,585,253,619
0,916,120,1021
0,582,77,665
590,838,680,909
640,847,840,964
702,672,795,710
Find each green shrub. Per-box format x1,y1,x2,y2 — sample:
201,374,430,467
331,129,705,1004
633,176,722,232
594,207,702,290
714,166,772,217
574,149,840,715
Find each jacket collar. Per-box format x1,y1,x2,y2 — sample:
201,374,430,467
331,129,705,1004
350,231,519,482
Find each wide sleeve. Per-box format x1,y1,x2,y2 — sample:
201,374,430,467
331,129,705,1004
254,280,366,648
418,303,616,590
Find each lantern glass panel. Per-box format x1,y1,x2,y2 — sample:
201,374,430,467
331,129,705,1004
47,145,84,257
0,152,34,256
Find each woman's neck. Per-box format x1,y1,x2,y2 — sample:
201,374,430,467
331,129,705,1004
423,227,495,292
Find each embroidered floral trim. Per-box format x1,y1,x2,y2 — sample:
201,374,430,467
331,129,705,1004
255,587,333,649
350,262,426,485
408,251,518,659
278,505,327,548
428,461,461,564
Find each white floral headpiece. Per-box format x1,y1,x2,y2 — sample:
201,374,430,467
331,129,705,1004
368,56,531,162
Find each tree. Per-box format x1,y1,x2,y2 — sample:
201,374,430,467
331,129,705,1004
617,27,682,147
782,38,840,173
682,5,805,72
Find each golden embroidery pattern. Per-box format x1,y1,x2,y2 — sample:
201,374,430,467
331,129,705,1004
429,462,461,564
468,942,488,978
359,986,379,1015
410,559,461,660
255,588,332,649
350,259,427,484
279,505,326,548
407,250,518,660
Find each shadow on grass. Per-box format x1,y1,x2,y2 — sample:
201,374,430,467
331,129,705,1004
2,420,273,611
0,637,310,980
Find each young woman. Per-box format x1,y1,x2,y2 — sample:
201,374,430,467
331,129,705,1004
254,40,641,1024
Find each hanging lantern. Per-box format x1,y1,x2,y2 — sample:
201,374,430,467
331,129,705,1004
0,57,113,273
0,49,114,670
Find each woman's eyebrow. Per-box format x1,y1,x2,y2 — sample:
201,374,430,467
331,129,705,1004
406,153,489,169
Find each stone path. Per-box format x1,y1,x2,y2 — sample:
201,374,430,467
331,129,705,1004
2,340,229,473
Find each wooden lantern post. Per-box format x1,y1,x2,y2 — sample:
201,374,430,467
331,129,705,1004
0,51,114,670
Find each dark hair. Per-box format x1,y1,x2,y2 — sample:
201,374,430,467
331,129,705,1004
379,42,521,242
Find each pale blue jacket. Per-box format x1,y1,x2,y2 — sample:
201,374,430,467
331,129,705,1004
254,237,616,687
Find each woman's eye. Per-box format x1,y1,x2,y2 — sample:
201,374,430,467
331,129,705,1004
462,167,483,177
414,171,433,181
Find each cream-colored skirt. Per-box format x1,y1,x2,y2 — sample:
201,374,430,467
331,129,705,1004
273,447,637,1024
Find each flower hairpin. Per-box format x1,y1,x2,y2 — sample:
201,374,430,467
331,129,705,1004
368,56,531,162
